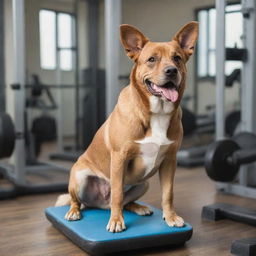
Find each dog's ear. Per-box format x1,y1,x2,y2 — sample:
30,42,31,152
173,21,199,57
120,24,149,61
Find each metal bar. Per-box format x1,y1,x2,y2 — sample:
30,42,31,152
74,0,80,150
241,0,256,133
239,0,256,187
55,13,63,152
0,0,5,111
215,0,226,140
12,0,26,184
88,0,99,86
216,182,256,199
105,0,122,116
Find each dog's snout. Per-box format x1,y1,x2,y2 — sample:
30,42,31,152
164,66,178,77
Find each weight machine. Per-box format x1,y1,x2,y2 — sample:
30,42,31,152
202,0,256,255
0,0,69,200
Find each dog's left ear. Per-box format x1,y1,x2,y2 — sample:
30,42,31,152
173,21,199,57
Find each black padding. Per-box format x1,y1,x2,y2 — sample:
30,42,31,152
181,108,196,136
231,238,256,256
226,48,247,61
0,112,15,158
202,203,256,226
204,140,240,182
225,111,240,136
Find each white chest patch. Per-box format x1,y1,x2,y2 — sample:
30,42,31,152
136,96,175,178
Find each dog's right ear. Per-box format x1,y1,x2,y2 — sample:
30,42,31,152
120,24,149,61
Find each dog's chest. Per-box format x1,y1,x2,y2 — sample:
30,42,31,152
136,97,174,178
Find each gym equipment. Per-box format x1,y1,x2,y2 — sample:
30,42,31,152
0,110,69,199
202,1,256,255
225,69,241,87
0,0,69,200
202,203,256,256
202,203,256,226
226,47,247,62
225,110,241,136
231,238,256,256
0,0,4,112
0,112,15,158
50,0,106,162
177,145,208,167
45,203,192,255
178,68,241,168
204,132,256,182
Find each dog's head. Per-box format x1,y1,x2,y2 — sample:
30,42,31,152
120,22,198,104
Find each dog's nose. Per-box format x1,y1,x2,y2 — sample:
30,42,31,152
164,66,178,77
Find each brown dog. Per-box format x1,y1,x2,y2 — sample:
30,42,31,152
56,21,198,233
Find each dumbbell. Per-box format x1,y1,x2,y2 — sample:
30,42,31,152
205,132,256,182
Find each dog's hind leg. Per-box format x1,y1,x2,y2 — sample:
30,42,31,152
64,189,81,221
124,182,153,216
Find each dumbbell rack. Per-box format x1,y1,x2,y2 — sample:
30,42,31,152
202,0,256,255
0,0,69,199
215,0,256,200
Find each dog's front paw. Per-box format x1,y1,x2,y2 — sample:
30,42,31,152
106,215,126,233
65,208,81,221
163,212,184,227
125,202,153,216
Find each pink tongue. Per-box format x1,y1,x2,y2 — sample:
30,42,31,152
153,84,179,102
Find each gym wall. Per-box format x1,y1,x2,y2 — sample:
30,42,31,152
120,0,239,114
3,0,239,139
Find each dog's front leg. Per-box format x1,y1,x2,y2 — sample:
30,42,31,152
159,152,184,227
106,151,126,233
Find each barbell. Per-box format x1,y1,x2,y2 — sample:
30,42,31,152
205,132,256,182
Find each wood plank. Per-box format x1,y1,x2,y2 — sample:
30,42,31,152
0,166,256,256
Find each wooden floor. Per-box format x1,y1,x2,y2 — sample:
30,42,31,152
1,165,256,256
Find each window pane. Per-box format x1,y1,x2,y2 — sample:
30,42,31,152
225,12,243,48
39,10,56,69
209,9,216,50
226,61,242,75
197,10,208,77
60,49,72,71
58,13,73,48
208,50,216,76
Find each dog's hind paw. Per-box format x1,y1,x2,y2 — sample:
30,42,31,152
125,202,153,216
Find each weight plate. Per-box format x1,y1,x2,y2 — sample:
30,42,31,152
0,112,15,158
205,139,240,182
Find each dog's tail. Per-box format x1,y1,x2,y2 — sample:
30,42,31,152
55,193,71,206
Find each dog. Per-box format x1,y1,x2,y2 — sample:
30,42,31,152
56,21,198,233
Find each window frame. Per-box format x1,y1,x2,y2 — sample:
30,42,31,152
194,1,241,81
39,8,76,71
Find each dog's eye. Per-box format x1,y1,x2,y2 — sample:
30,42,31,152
148,57,155,62
173,55,181,62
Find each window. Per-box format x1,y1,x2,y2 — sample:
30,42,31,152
39,10,75,71
197,4,243,78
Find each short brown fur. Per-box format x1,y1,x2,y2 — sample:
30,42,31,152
58,21,199,232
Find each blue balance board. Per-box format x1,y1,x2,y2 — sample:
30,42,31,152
45,203,192,255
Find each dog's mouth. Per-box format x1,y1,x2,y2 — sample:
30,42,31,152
145,79,179,102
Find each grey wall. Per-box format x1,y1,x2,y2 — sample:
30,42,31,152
3,0,240,137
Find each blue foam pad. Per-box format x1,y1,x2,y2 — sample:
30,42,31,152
45,203,192,255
